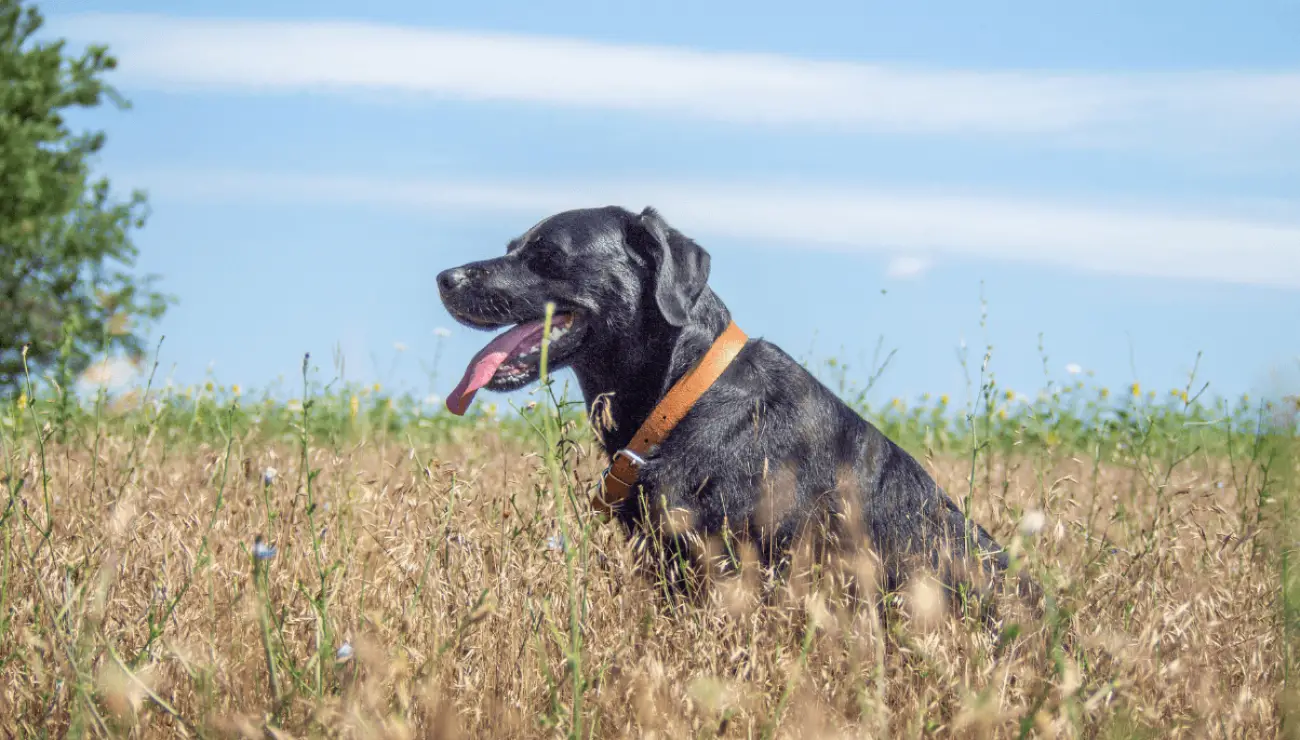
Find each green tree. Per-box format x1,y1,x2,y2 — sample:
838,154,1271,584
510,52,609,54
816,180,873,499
1,0,170,394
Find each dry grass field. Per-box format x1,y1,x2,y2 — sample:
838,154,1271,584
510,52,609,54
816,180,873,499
0,358,1297,738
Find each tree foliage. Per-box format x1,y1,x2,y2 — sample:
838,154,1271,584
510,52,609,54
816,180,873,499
0,0,170,394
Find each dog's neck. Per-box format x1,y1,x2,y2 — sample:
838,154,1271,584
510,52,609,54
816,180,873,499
573,290,732,455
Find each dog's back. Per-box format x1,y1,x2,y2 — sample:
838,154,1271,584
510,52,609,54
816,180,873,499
624,336,1015,600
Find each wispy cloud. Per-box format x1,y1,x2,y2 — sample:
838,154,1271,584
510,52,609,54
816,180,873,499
52,13,1300,150
886,256,933,280
136,168,1300,289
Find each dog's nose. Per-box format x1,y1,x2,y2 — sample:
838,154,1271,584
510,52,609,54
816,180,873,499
437,268,467,295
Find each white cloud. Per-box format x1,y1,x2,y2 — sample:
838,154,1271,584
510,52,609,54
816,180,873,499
51,13,1300,147
136,168,1300,289
885,256,933,279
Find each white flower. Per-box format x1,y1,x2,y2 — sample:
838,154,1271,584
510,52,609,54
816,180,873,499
1019,510,1047,538
423,394,442,407
336,642,354,662
262,467,278,486
1065,363,1083,375
433,327,452,338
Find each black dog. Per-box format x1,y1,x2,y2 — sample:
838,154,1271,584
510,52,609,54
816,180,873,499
438,206,1024,607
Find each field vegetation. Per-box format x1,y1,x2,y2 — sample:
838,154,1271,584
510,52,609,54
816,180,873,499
1,332,1297,739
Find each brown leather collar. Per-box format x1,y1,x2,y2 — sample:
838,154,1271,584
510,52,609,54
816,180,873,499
593,321,749,515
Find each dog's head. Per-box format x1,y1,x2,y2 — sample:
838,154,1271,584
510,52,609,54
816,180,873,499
437,206,712,415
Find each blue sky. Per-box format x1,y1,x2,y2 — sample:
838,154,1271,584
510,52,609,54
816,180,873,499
41,0,1300,410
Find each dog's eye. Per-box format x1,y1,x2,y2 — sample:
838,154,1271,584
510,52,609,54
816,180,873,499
523,248,563,278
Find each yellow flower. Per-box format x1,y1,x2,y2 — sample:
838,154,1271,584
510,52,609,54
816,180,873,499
205,381,214,393
372,382,382,394
1178,390,1188,403
1130,383,1140,398
1099,387,1110,399
349,395,359,419
232,384,242,396
891,397,903,409
997,408,1007,420
16,392,27,411
1147,390,1156,400
939,394,949,405
1242,394,1250,404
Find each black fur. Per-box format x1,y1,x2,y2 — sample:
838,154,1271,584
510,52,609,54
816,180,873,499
438,206,1029,606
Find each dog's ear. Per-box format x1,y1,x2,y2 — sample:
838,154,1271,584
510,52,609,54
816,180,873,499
630,206,711,327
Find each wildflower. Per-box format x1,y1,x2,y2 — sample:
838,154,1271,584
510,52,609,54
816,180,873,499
939,394,949,405
1065,363,1082,375
262,467,277,486
891,397,903,410
1019,510,1047,537
336,642,354,662
205,381,214,393
1004,389,1015,401
372,382,382,394
1130,383,1140,398
16,392,26,411
231,384,242,396
1099,387,1110,399
433,327,452,338
252,536,277,560
997,408,1007,420
546,533,566,553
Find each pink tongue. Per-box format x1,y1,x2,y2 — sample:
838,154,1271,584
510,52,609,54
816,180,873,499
445,321,547,415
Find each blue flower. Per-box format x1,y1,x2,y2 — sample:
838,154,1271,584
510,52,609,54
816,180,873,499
253,536,277,560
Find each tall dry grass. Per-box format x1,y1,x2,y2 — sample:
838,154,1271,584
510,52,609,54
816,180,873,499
0,341,1296,738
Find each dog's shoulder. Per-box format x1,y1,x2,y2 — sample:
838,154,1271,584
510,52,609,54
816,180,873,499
664,337,866,456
